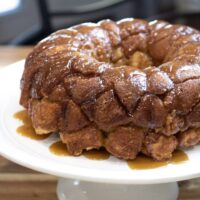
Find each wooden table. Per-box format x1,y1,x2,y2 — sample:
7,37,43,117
0,46,199,200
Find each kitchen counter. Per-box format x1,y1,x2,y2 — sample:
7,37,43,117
0,45,199,200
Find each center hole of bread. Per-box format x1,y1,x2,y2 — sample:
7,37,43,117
113,48,153,69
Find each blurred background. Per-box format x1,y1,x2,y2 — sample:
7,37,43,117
0,0,200,45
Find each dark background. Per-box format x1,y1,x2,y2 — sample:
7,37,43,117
0,0,200,45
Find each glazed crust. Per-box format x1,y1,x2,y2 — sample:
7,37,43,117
20,19,200,160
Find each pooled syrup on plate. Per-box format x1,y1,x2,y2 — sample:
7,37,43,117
127,150,188,170
49,141,70,156
49,141,110,160
14,111,188,168
14,110,49,140
83,148,110,160
48,140,188,167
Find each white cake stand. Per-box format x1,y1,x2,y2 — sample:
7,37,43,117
0,61,200,200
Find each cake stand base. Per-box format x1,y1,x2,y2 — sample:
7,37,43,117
57,178,179,200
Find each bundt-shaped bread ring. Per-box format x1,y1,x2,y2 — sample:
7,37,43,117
20,18,200,161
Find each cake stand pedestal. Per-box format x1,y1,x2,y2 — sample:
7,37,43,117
57,178,178,200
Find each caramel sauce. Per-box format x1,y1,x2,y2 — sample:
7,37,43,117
14,110,49,140
14,111,188,167
83,148,110,160
127,150,188,170
49,141,70,156
127,155,167,170
49,141,109,160
171,150,189,164
48,141,187,167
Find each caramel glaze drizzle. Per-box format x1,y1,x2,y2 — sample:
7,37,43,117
14,110,188,169
127,150,188,170
49,140,188,169
14,110,49,140
49,141,110,160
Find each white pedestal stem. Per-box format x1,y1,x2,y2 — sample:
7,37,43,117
57,178,179,200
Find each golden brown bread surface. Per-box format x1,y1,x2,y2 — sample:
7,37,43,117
20,18,200,161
